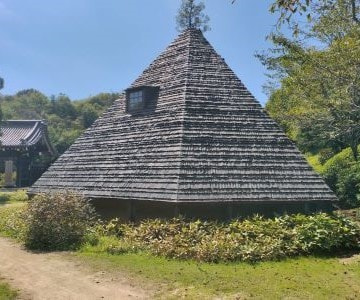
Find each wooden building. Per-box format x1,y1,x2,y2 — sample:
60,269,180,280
0,120,56,187
29,29,338,219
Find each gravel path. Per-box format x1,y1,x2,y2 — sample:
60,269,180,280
0,237,149,300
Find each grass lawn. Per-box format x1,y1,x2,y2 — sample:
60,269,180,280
0,281,17,300
1,198,360,299
79,245,360,299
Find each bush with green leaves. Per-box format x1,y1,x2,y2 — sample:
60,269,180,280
0,190,28,203
97,214,360,263
321,148,360,208
0,204,27,240
25,192,96,251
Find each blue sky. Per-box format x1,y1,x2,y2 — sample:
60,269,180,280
0,0,279,105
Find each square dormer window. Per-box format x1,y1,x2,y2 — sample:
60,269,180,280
128,90,145,111
126,86,159,114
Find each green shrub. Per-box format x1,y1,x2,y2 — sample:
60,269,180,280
306,147,360,208
0,193,11,203
97,214,360,263
336,163,360,207
0,190,28,203
25,191,96,251
306,154,326,174
321,148,360,207
0,204,27,240
318,148,336,164
9,190,29,202
286,214,360,251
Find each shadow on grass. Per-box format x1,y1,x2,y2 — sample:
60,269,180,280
310,249,360,260
0,197,10,206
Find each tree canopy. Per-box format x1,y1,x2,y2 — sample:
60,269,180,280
259,0,360,206
0,90,119,154
176,0,210,32
261,0,360,161
232,0,359,34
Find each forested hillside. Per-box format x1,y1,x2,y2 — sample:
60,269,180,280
0,90,119,154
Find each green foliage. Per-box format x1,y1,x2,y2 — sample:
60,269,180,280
0,90,119,154
264,30,360,158
79,252,360,299
317,148,337,164
0,281,17,300
311,0,360,42
261,0,360,160
0,190,28,204
260,0,360,206
306,154,326,174
176,0,210,32
0,204,28,240
95,214,360,263
321,148,360,207
306,148,360,207
233,0,359,35
1,201,359,264
25,192,96,251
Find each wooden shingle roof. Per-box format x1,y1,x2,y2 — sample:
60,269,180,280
29,29,337,203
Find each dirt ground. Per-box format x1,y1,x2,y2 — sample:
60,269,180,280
0,237,150,300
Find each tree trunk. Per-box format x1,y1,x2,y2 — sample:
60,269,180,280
350,0,359,23
350,143,359,161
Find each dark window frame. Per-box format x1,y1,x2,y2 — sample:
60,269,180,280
128,90,145,111
125,86,159,114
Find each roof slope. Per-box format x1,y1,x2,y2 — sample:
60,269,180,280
177,31,335,202
30,32,191,200
30,29,337,203
0,120,55,154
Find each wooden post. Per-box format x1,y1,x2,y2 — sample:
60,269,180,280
4,160,15,187
16,157,31,187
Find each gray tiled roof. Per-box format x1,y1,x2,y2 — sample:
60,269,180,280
1,120,47,148
29,29,337,203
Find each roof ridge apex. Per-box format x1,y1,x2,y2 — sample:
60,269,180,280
174,28,192,202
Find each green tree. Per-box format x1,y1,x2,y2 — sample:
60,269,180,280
49,94,78,120
263,31,360,160
75,92,119,128
176,0,210,32
0,90,118,154
1,89,49,119
78,103,98,128
259,0,360,205
269,0,359,28
232,0,359,32
260,0,360,160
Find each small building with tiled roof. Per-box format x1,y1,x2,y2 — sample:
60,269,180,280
29,29,337,219
0,120,56,187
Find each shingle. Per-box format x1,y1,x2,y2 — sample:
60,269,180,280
29,29,337,204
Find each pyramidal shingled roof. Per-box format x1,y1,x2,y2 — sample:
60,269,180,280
29,29,337,203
